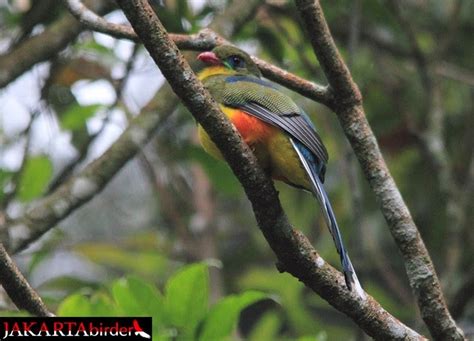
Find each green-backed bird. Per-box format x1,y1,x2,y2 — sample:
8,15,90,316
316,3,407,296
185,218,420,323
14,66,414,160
197,45,364,297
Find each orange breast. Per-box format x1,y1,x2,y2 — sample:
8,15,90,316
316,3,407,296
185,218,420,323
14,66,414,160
230,110,275,145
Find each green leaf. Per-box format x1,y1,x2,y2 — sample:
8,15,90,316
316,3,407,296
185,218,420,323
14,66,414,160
248,311,280,341
112,276,163,318
57,292,119,317
38,276,99,294
239,269,318,334
0,311,31,317
57,294,92,316
60,104,102,131
88,293,118,316
74,243,168,278
164,263,209,335
199,291,268,341
17,156,53,202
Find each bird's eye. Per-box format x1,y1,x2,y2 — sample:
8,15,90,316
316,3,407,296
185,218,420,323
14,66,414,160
227,55,245,69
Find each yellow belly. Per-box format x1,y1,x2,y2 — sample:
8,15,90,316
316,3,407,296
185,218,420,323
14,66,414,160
267,132,311,190
198,123,223,160
198,106,240,160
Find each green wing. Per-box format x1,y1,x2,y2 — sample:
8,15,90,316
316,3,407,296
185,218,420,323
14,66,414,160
221,75,329,165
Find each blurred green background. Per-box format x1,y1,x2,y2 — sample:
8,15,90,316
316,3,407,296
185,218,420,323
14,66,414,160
0,0,472,339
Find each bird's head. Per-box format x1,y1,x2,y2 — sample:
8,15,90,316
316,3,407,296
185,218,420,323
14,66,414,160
197,45,262,78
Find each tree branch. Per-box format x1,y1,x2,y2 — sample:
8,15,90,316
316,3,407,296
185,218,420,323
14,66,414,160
63,0,333,107
293,1,362,109
0,243,52,316
0,0,114,89
1,87,178,253
47,44,139,193
114,0,423,339
294,0,464,340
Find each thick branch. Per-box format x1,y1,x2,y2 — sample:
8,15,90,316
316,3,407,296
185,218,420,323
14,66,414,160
0,243,51,316
115,0,423,339
294,0,362,108
294,0,464,340
254,59,333,107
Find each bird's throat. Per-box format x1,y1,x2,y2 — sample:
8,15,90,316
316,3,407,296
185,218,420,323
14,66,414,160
198,66,235,81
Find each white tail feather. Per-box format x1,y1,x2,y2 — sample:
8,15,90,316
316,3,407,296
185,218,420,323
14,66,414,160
290,138,365,299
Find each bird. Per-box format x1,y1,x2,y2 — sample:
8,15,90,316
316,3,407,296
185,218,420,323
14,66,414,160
196,45,365,298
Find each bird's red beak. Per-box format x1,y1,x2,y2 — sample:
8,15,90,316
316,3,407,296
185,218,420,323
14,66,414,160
197,51,221,65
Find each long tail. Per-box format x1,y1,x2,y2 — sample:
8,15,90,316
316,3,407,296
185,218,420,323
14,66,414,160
291,139,365,298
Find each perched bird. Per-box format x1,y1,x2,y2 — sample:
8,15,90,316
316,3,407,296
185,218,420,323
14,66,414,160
197,45,364,297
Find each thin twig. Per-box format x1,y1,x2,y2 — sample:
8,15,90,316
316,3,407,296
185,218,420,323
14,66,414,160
0,0,115,89
0,111,38,210
332,23,474,86
437,0,463,58
344,0,363,245
0,243,52,316
47,44,140,193
387,0,432,95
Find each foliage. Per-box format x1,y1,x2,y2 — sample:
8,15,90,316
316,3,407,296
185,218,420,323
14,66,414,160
17,156,53,202
57,263,268,341
60,104,104,131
